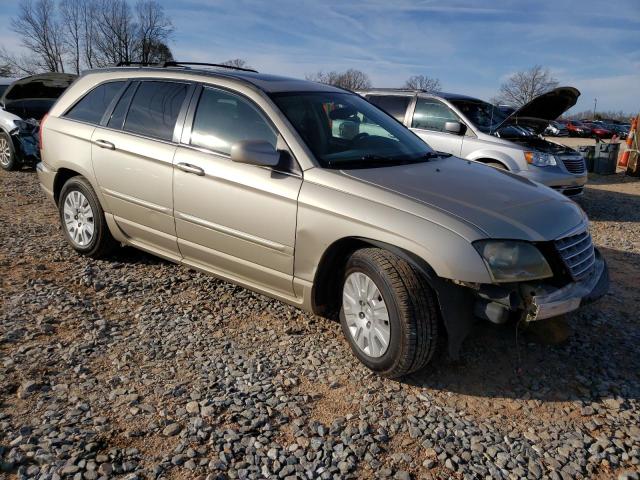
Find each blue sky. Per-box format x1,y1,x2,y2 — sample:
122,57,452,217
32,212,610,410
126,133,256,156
1,0,639,113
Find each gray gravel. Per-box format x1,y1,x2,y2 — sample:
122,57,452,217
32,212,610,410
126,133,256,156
1,169,639,480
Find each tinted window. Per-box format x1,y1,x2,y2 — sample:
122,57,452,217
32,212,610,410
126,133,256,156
107,83,137,129
366,95,410,122
65,81,125,124
190,87,276,155
412,98,459,132
448,99,508,134
124,81,188,141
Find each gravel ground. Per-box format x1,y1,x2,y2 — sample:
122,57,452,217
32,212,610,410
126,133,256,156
1,168,639,480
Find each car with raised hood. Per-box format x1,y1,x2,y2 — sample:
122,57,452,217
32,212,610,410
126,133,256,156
37,63,609,377
359,87,588,197
0,73,76,171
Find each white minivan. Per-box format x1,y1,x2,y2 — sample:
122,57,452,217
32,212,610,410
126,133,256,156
359,87,588,197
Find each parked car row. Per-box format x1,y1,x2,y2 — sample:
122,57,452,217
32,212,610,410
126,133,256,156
547,119,630,140
31,62,608,377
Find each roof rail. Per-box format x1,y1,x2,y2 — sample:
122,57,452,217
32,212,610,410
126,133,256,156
114,60,258,73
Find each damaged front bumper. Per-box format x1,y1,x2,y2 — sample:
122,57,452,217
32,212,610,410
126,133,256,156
472,248,609,324
522,248,608,321
10,119,40,166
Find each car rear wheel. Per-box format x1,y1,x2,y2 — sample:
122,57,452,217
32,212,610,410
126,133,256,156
59,176,118,258
0,132,18,171
340,248,440,378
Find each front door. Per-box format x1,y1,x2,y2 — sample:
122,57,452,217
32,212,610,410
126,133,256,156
409,97,464,156
92,80,190,257
173,86,302,295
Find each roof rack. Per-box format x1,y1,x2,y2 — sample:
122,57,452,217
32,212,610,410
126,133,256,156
114,61,258,73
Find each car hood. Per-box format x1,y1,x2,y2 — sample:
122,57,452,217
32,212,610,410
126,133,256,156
494,87,580,135
341,157,586,241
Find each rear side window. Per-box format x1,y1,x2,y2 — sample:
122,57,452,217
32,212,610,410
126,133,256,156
107,83,137,130
412,98,459,132
190,87,276,155
65,81,125,124
123,81,188,141
366,95,410,122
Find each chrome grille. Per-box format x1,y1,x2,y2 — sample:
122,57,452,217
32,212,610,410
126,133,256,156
555,229,595,280
561,156,586,174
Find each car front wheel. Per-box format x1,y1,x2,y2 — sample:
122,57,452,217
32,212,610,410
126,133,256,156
58,176,117,258
340,248,440,378
0,131,18,171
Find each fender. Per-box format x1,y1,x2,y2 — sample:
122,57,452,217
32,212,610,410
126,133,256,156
355,237,476,360
465,148,521,171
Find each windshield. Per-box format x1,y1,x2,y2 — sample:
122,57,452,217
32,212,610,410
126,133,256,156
449,98,509,134
270,92,434,168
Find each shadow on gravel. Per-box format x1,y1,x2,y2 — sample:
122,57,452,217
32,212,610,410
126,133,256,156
107,246,171,266
577,187,640,222
405,245,640,405
586,172,640,186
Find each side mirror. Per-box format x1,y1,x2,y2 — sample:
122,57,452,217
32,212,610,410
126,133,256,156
444,121,466,136
231,140,280,167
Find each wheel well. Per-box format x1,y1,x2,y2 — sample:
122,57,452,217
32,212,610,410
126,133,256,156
476,158,509,169
311,237,441,318
53,168,81,204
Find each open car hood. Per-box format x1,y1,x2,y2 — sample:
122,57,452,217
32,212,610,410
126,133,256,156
494,87,580,135
0,73,76,121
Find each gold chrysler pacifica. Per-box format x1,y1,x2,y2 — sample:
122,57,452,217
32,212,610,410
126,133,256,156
37,62,609,378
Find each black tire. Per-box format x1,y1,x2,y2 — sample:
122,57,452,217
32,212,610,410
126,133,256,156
485,160,507,170
0,131,19,171
339,248,440,378
58,176,118,258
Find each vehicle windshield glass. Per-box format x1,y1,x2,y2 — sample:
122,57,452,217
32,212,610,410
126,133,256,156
270,91,434,168
449,98,509,134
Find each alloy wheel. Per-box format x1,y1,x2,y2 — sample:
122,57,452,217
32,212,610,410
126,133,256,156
342,272,391,358
0,137,11,167
63,190,95,247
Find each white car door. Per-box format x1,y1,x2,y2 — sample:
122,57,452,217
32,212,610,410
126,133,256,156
409,98,464,156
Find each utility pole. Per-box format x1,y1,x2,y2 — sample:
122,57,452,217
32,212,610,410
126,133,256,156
593,98,597,119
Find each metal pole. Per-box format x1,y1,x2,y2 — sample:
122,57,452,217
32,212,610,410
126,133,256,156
593,98,597,119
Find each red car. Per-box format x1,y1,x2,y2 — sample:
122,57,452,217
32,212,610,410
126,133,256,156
583,122,614,139
560,120,592,137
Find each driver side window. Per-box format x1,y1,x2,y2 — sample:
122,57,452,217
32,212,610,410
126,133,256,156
412,98,459,133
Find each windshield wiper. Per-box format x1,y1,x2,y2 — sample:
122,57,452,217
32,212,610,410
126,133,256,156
420,151,452,160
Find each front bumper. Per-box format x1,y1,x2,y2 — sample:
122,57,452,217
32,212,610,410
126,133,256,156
518,164,587,193
523,248,609,321
472,248,609,324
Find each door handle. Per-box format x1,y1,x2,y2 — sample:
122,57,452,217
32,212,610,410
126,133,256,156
94,139,115,150
176,162,205,176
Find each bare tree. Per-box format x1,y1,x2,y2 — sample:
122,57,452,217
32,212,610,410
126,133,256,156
5,0,66,73
80,0,99,68
93,0,136,66
60,0,83,74
306,69,371,91
145,40,174,63
0,63,14,77
495,65,559,107
135,0,173,64
404,74,441,92
220,58,252,69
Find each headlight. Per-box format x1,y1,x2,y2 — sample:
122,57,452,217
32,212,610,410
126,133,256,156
474,240,553,282
524,151,557,167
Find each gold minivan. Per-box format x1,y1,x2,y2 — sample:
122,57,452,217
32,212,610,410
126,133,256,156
37,63,608,377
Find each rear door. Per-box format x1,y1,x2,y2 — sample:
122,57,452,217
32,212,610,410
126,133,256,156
172,85,302,295
409,97,464,155
91,80,191,258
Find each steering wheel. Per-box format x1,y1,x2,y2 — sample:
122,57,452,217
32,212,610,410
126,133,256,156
352,132,370,145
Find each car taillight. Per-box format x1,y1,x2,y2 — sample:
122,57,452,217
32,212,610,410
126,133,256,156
39,113,48,153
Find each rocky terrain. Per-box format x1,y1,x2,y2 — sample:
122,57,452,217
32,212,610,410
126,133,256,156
1,169,639,480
